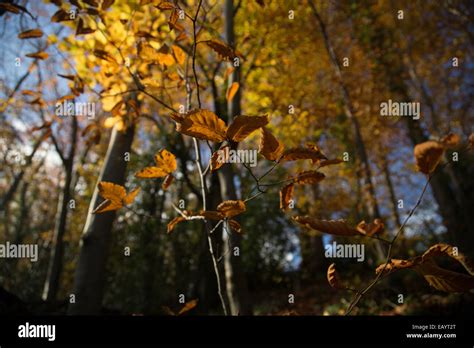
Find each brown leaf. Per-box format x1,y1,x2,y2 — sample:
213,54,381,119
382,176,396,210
157,1,175,10
162,174,174,190
228,219,242,233
199,210,224,221
294,170,325,185
26,51,49,60
0,3,20,14
18,29,43,39
217,200,246,218
76,18,96,36
226,82,239,102
259,127,284,161
441,133,460,148
51,9,73,22
356,218,384,237
469,133,474,148
102,0,115,10
422,243,474,276
280,183,294,211
281,147,327,163
205,39,238,61
293,217,359,236
414,140,444,174
172,109,227,142
210,145,229,172
375,259,417,276
167,216,186,234
415,259,474,293
226,115,269,142
318,158,343,168
327,263,344,289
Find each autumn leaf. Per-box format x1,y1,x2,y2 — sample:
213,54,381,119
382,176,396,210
294,170,325,185
440,133,460,148
156,1,175,10
51,9,73,22
205,39,239,61
414,140,444,174
293,217,359,236
172,45,186,65
376,259,417,276
280,183,294,211
0,2,20,14
228,219,242,233
327,263,344,289
422,243,474,276
76,18,96,36
178,299,198,315
210,145,229,172
199,210,225,221
217,200,246,218
226,115,269,142
102,0,115,10
25,51,48,60
226,82,239,102
356,218,384,237
18,29,43,39
162,174,174,191
135,149,177,178
167,216,186,234
259,127,284,161
171,109,227,142
415,259,474,293
318,158,343,168
93,182,140,214
281,146,327,163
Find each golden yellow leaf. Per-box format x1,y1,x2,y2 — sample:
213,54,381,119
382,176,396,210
259,127,284,161
280,183,294,211
18,29,43,39
93,182,137,213
217,200,246,218
135,149,176,178
172,45,186,65
226,82,239,102
226,115,269,142
173,109,227,142
293,216,359,236
414,140,444,174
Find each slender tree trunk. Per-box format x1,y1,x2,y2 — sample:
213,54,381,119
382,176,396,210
68,124,135,314
217,0,252,315
43,117,78,302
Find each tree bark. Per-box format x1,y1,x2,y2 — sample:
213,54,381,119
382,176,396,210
68,124,135,314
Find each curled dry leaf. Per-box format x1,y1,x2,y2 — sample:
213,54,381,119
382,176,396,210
327,263,344,289
135,149,177,178
414,140,444,174
441,133,460,148
228,219,242,233
293,216,359,236
171,109,227,142
205,39,238,61
18,29,43,39
281,147,327,164
217,200,246,218
356,218,384,237
259,127,284,161
294,170,325,185
318,158,343,168
93,182,139,214
226,115,269,142
375,243,474,293
280,183,294,211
